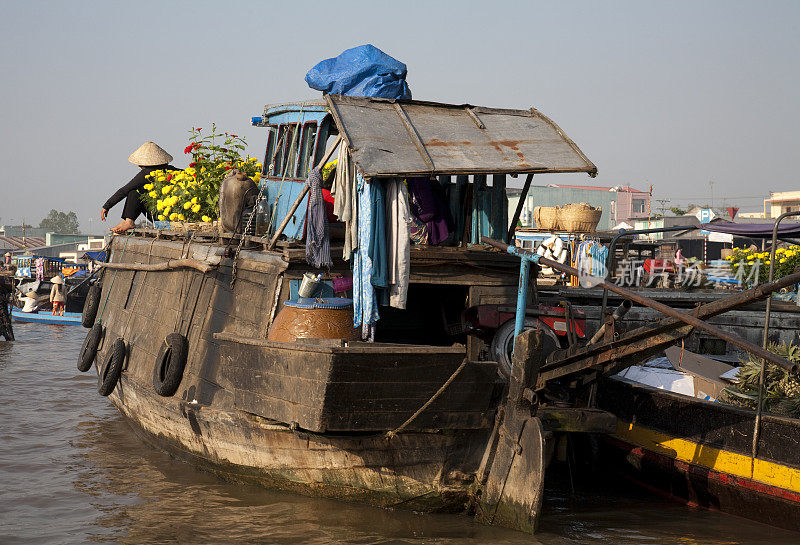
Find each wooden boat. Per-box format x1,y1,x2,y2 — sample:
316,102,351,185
597,375,800,532
80,94,601,533
12,308,82,326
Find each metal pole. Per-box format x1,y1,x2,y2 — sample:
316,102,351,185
482,236,797,373
512,257,532,371
752,210,800,462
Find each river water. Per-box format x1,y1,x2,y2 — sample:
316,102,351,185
1,323,798,544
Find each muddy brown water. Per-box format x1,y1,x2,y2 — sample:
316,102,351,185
1,323,798,544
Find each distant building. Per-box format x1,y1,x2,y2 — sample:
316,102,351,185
738,211,766,219
0,225,50,238
508,184,651,230
764,191,800,218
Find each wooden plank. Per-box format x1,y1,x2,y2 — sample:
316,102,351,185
393,102,435,172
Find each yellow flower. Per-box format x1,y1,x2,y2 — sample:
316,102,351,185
163,206,171,215
143,183,154,190
252,172,261,182
255,163,263,169
780,258,787,263
249,157,258,162
201,215,211,222
157,176,167,182
200,166,207,173
161,185,172,195
191,197,198,204
156,200,164,211
183,201,192,209
191,204,201,213
157,214,166,220
169,212,178,221
177,213,184,221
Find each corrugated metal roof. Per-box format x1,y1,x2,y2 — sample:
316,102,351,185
0,236,46,250
325,95,597,178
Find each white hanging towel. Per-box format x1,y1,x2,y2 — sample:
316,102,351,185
332,144,358,259
385,179,411,309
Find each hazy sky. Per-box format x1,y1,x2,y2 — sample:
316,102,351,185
1,1,798,232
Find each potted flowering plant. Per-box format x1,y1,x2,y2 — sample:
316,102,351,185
139,124,262,226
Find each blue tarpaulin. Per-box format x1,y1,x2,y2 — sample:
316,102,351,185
305,45,412,100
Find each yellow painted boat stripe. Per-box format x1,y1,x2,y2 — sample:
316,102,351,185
613,421,800,493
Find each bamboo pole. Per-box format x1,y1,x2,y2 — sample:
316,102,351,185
101,259,215,274
266,135,343,251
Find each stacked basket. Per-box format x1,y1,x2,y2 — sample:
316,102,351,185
560,203,602,232
533,203,601,232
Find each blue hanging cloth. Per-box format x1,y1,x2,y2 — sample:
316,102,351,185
305,44,412,100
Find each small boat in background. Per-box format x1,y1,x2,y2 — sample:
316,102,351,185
11,308,82,326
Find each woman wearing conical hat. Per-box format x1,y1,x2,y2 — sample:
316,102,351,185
101,142,179,234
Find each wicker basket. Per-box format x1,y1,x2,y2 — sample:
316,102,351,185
559,203,602,232
534,206,561,230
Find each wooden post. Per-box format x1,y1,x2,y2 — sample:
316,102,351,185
508,173,534,242
266,135,342,250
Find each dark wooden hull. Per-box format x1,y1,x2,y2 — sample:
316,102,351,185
90,234,501,511
597,376,800,532
108,376,487,511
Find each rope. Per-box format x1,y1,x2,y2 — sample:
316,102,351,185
386,358,470,439
97,231,133,324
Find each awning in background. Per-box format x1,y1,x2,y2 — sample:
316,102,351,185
325,94,597,178
81,251,106,261
701,222,800,239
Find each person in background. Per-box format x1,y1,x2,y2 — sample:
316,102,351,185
49,275,66,316
20,290,39,313
101,141,177,234
4,252,11,268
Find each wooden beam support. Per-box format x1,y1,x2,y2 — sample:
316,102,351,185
507,173,534,242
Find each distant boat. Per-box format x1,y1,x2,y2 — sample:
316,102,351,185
11,308,82,326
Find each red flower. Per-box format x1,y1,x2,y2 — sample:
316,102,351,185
166,173,172,182
184,145,193,154
230,134,238,138
224,166,231,170
196,128,202,132
189,162,196,167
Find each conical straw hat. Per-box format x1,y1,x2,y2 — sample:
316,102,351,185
128,141,173,166
25,290,37,298
50,275,63,284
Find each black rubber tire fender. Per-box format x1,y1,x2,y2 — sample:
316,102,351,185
489,319,561,379
81,283,102,328
153,333,189,397
78,323,104,372
97,338,126,396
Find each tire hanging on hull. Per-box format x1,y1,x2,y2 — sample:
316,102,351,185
98,338,126,396
82,283,102,328
78,323,104,372
153,333,188,397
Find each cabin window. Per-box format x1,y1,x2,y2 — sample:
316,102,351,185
272,124,302,179
263,128,277,175
633,199,647,214
296,122,318,179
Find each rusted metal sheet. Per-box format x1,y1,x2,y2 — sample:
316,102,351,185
325,95,597,178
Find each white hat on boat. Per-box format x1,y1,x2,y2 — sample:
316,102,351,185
50,275,63,285
128,141,173,166
24,290,37,298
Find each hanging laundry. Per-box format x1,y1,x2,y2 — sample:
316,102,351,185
352,173,379,333
368,179,388,305
385,179,411,309
304,167,332,269
407,177,451,245
332,144,357,259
